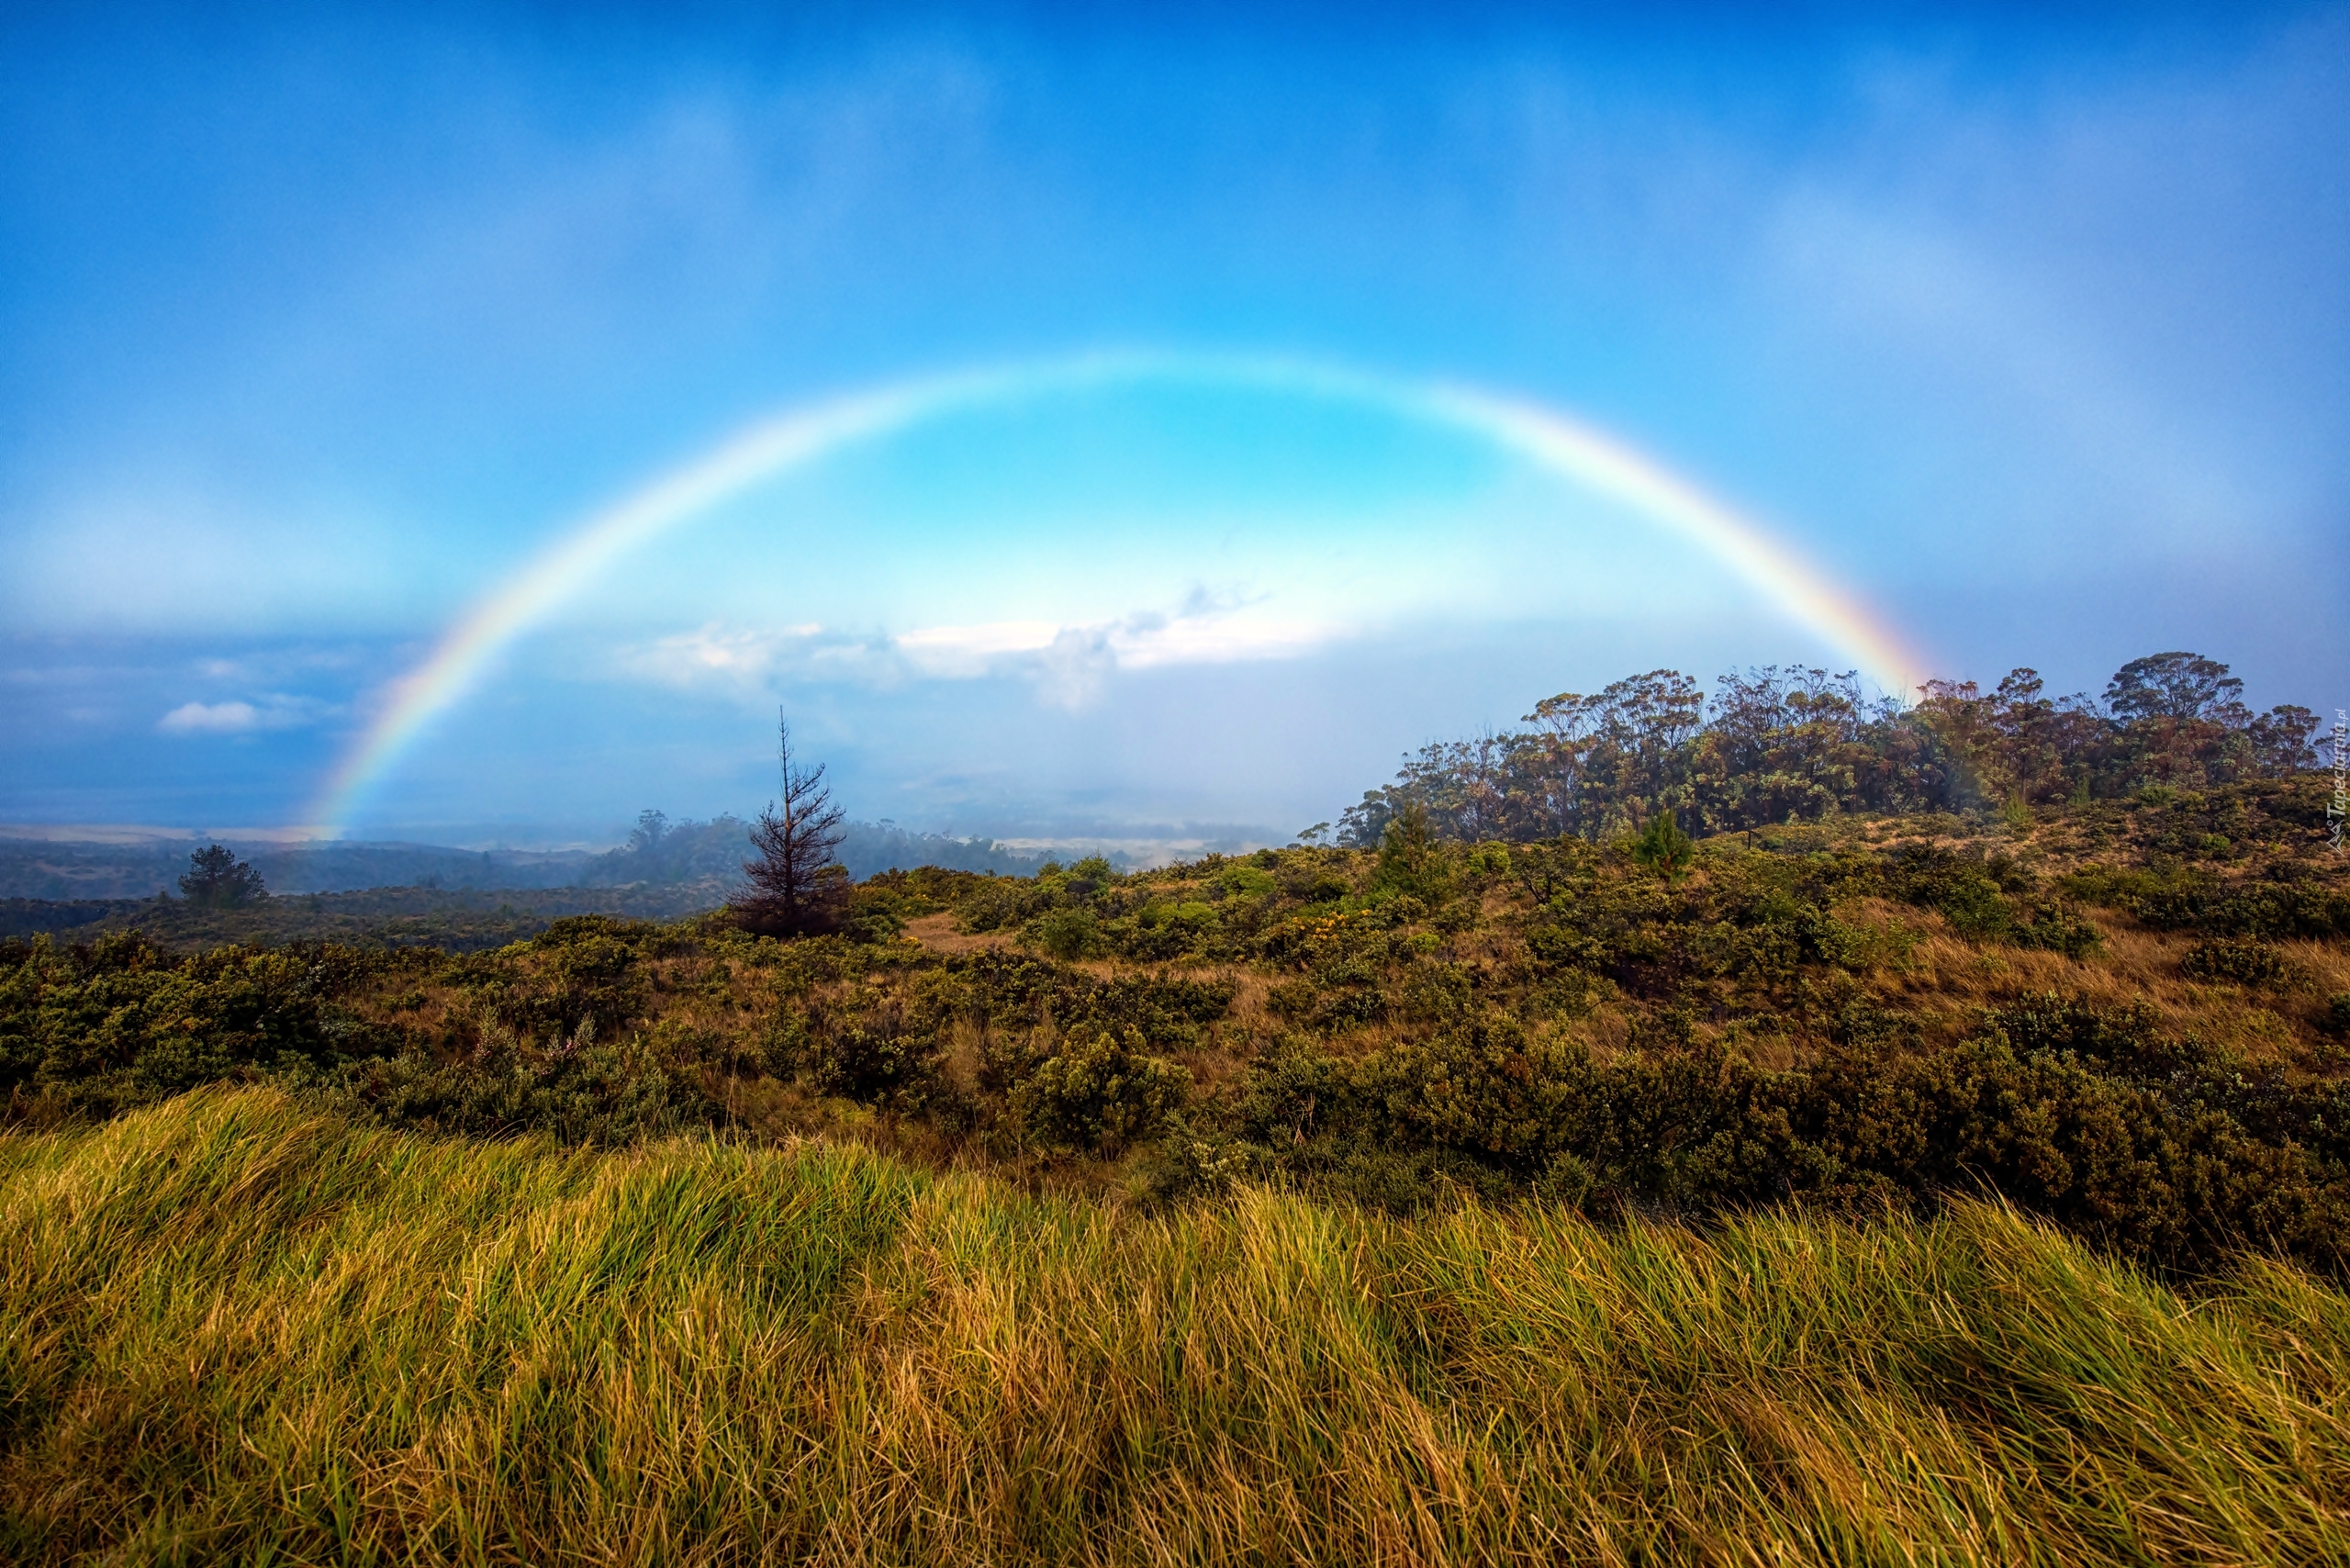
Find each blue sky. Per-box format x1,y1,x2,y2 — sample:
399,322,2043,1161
3,4,2344,846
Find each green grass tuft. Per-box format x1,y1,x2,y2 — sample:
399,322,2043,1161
5,1088,2346,1564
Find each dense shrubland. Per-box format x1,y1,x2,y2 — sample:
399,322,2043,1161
7,771,2346,1282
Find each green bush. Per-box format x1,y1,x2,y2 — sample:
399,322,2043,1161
2008,898,2105,958
1006,1025,1189,1155
1356,1012,1587,1165
341,1022,711,1146
2068,868,2350,940
1217,863,1278,900
1278,859,1355,904
459,916,655,1045
1884,846,2011,938
1132,1111,1258,1202
1070,972,1235,1046
1264,979,1317,1020
1630,809,1695,885
808,1021,938,1108
1119,902,1218,960
1235,990,2350,1276
2182,935,2289,987
1524,921,1606,972
1034,906,1106,961
0,934,402,1119
787,974,968,1109
1374,803,1451,903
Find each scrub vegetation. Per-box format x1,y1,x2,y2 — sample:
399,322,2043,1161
4,650,2346,1562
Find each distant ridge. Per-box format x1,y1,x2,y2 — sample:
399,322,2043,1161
0,819,1054,902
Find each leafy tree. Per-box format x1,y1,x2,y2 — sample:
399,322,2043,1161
1336,788,1398,849
1375,801,1449,902
1915,667,2111,806
1693,666,1897,827
730,714,847,938
2105,652,2246,724
1629,808,1695,885
628,809,669,853
2248,704,2322,775
2103,652,2266,788
178,844,265,907
1333,650,2313,848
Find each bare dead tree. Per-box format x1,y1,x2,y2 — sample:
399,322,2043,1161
731,712,847,936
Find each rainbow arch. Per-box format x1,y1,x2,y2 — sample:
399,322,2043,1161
309,350,1927,834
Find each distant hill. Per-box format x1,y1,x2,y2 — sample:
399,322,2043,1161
0,818,1051,903
0,885,723,953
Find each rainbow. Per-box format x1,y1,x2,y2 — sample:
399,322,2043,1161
309,351,1928,834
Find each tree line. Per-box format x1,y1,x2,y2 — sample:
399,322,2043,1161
1328,650,2323,847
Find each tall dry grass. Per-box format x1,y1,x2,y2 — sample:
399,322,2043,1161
5,1088,2346,1565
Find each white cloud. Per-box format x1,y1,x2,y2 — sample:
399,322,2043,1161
613,599,1351,711
894,621,1062,677
1111,610,1336,668
160,700,262,734
1031,626,1117,711
620,622,828,688
895,601,1348,710
157,695,330,735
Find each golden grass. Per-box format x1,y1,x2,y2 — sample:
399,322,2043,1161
6,1089,2347,1565
901,913,1013,957
1862,911,2338,1065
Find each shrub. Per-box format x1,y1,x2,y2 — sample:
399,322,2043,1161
2325,993,2350,1036
1358,1013,1589,1167
342,1022,711,1146
1069,972,1236,1046
2074,868,2350,941
1313,986,1386,1031
2008,899,2105,958
1133,1111,1257,1202
1121,902,1217,960
1008,1025,1190,1155
1034,906,1106,961
1524,922,1606,972
1630,809,1695,885
1883,846,2010,939
455,917,655,1046
838,886,909,944
1982,993,2164,1067
1218,863,1278,900
1264,979,1317,1020
758,1005,814,1076
2181,935,2288,987
1227,984,2350,1274
790,975,964,1109
1279,861,1355,904
955,879,1034,934
1374,803,1451,903
1,936,397,1119
809,1021,938,1107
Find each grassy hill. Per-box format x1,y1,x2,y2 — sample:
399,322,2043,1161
4,778,2347,1562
